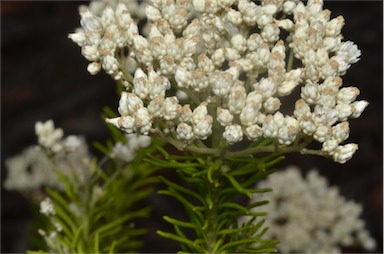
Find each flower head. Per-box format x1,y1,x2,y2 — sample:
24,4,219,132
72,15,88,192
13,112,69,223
72,0,367,163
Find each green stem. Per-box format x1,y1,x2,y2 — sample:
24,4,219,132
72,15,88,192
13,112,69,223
205,181,220,253
225,137,315,158
287,46,294,72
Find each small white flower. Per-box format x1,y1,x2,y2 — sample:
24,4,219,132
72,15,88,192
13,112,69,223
331,122,350,143
87,62,101,75
322,139,339,155
162,97,181,120
263,97,281,114
325,16,344,38
338,41,361,64
335,103,355,121
63,135,82,152
226,8,243,25
175,67,192,88
133,68,149,99
299,116,317,136
247,33,263,51
337,87,360,104
244,124,263,141
192,102,208,125
82,45,99,62
313,125,331,143
223,124,243,144
179,104,193,122
176,123,194,141
301,81,320,105
112,142,136,162
283,1,296,15
35,120,64,152
350,100,368,118
333,143,358,164
255,78,276,100
261,23,280,43
231,34,247,53
240,103,259,126
217,108,234,127
101,55,119,75
80,9,104,33
276,19,294,31
40,198,55,216
193,0,206,12
193,116,213,140
294,99,311,119
68,31,87,46
211,72,233,96
198,53,215,73
262,115,278,138
134,108,152,135
145,5,162,22
118,92,144,116
148,96,164,118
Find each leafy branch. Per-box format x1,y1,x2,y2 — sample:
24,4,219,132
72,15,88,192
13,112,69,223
149,149,282,253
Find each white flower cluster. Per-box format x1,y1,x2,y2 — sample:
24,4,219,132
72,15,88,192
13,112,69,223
111,134,152,162
40,197,56,216
69,0,148,78
240,166,377,253
4,120,91,191
71,0,367,163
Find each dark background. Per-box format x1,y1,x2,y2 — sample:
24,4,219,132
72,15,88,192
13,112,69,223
1,1,382,253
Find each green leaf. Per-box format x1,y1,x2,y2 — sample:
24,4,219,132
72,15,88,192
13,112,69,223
204,194,214,209
163,216,198,229
218,238,263,252
223,173,252,198
92,141,111,155
159,176,204,204
158,190,195,211
27,251,49,254
94,208,148,240
156,230,195,247
218,225,255,235
220,202,248,213
71,225,83,252
264,155,285,168
108,240,117,254
207,159,221,183
212,237,224,253
94,231,100,254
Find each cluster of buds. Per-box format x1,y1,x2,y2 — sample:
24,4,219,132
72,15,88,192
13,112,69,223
111,134,152,162
4,120,91,191
70,0,368,163
241,167,377,253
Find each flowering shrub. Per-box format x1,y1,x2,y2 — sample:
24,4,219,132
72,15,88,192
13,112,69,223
4,0,377,253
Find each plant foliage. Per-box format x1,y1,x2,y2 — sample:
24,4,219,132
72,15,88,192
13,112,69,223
28,109,162,253
146,145,283,253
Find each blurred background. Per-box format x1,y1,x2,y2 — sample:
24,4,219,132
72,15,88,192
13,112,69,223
1,1,382,253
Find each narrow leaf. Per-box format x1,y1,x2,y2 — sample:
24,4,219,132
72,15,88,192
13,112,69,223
223,173,252,198
163,216,198,229
156,230,195,247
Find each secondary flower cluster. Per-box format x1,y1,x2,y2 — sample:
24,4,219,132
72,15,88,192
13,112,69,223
4,120,91,191
70,0,368,163
111,134,152,162
240,166,377,253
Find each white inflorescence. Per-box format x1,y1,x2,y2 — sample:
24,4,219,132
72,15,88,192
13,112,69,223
111,133,152,162
70,0,367,163
240,166,377,253
4,120,91,191
40,197,56,216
